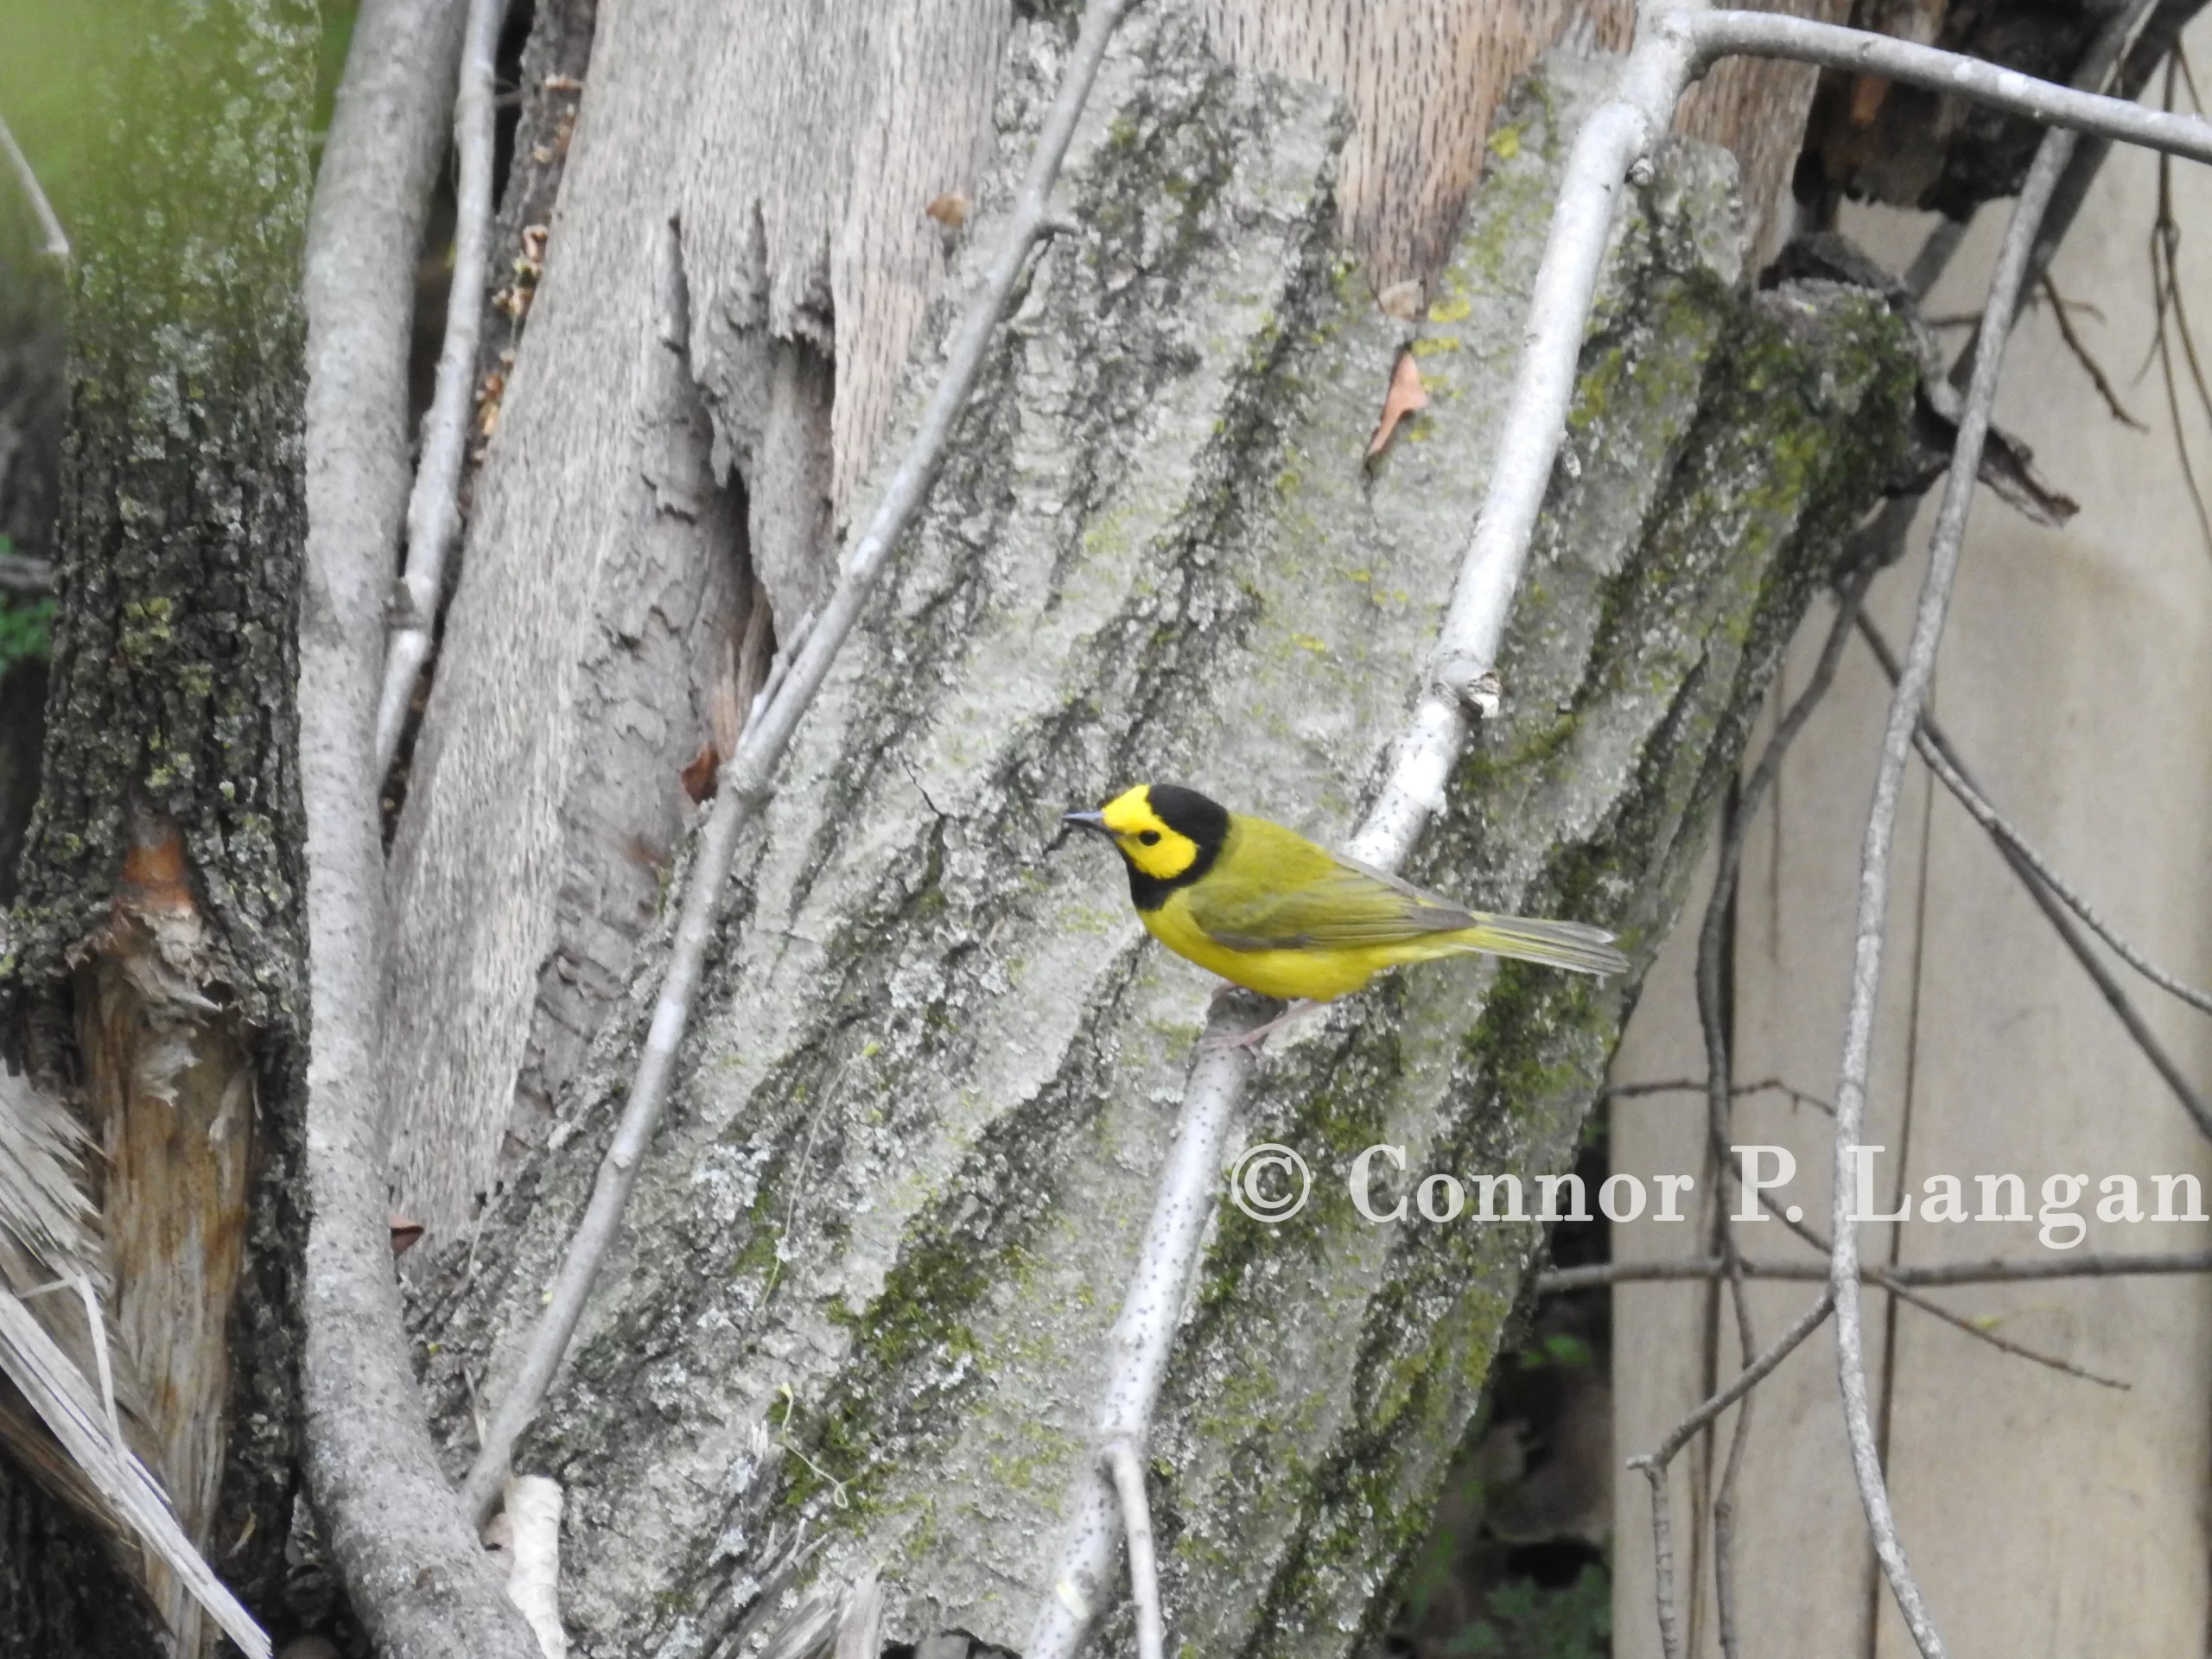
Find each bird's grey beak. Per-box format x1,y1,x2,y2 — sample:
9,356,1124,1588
1061,810,1110,836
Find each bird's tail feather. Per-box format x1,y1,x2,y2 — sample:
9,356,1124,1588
1452,913,1629,977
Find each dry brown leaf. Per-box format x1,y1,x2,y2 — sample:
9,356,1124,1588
388,1215,424,1255
1365,351,1429,460
925,193,970,228
680,744,719,805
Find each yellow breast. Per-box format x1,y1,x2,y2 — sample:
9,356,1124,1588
1140,890,1389,1002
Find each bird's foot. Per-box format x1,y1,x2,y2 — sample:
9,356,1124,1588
1199,997,1323,1053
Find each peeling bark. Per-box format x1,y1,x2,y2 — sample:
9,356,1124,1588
0,1,316,1649
416,38,1912,1658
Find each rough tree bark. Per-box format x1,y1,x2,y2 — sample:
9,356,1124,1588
378,0,1851,1252
0,2,317,1652
402,18,1915,1653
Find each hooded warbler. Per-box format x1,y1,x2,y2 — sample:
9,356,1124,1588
1064,784,1626,1032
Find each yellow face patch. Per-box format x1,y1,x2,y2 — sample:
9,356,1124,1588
1099,784,1202,881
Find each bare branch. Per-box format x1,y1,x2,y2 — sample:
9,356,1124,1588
1857,620,2212,1138
373,0,505,775
2040,274,2148,429
1859,622,2212,1016
299,0,539,1652
0,104,67,263
1547,1249,2212,1290
1634,1290,1840,1473
1819,0,2162,1632
1103,1440,1166,1659
1601,1075,1834,1115
457,0,1138,1529
1878,1274,2128,1390
1686,10,2204,164
1628,1287,1840,1659
2145,64,2212,556
1711,1263,1757,1659
1903,217,1966,302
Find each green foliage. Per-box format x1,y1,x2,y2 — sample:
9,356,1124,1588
1516,1332,1594,1372
0,539,51,672
0,599,55,673
1448,1563,1611,1659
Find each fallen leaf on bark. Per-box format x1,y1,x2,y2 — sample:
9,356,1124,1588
1366,351,1430,459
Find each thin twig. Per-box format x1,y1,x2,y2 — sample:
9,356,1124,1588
2041,275,2147,429
2145,60,2212,556
458,0,1138,1529
1103,1440,1165,1659
1769,1194,2128,1389
0,105,67,263
299,0,537,1651
1628,1287,1839,1659
1879,1274,2127,1390
1601,1075,1834,1115
1689,569,1870,1659
373,0,505,775
1635,1289,1839,1471
1903,218,1965,302
1711,1262,1756,1659
1856,620,2212,1137
1542,1249,2212,1292
1856,620,2212,1016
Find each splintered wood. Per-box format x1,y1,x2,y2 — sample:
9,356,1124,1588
76,815,256,1658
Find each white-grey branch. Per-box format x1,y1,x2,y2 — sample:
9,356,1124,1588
299,0,541,1652
373,0,505,775
0,104,67,263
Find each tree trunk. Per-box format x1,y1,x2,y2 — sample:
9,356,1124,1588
402,15,1915,1652
0,2,317,1652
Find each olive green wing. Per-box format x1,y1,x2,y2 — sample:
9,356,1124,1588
1181,828,1478,951
1185,819,1627,976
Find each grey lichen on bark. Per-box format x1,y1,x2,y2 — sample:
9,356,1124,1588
8,5,312,1025
0,0,316,1644
421,35,1912,1659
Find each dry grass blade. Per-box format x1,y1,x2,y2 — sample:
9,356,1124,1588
0,1294,270,1657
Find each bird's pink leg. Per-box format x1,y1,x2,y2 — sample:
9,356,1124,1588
1199,995,1323,1052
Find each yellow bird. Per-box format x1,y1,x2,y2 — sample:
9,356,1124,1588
1063,783,1626,1042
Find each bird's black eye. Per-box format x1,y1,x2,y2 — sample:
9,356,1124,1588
1138,830,1161,846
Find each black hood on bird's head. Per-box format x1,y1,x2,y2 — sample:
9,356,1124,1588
1141,784,1230,853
